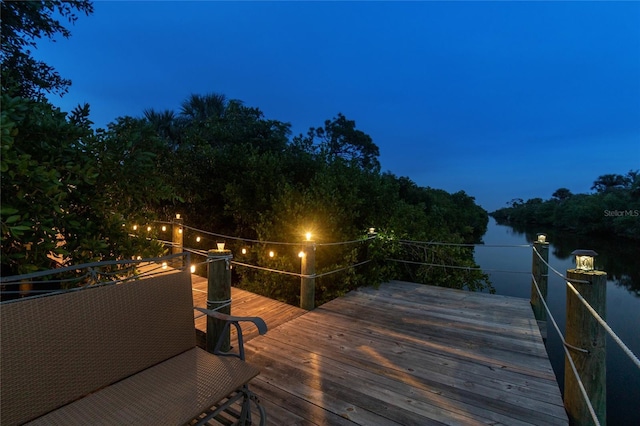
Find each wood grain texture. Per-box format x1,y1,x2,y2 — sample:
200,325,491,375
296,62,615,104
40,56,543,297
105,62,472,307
191,276,567,425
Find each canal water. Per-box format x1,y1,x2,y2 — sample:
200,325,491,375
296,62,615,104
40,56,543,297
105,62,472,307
474,218,640,425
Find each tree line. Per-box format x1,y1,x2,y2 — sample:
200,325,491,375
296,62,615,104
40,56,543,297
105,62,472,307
491,171,640,240
1,1,492,303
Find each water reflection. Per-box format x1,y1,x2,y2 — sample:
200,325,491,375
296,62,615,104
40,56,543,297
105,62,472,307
476,218,640,426
494,220,640,297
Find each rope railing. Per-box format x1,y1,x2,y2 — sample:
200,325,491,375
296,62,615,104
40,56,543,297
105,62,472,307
532,246,590,284
179,223,375,247
531,273,600,426
387,258,530,275
566,280,640,370
532,246,640,369
398,239,532,248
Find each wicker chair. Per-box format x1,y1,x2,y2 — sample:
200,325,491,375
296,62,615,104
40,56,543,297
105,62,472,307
0,269,266,425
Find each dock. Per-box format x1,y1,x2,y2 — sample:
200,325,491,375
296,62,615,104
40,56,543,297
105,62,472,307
191,277,567,425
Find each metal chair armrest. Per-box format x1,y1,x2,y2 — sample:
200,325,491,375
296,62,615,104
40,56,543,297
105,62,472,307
194,307,267,360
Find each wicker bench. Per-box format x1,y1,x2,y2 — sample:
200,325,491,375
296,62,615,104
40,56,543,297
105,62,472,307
0,269,267,425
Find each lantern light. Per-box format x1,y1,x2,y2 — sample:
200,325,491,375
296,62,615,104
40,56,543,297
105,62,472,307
298,251,305,258
537,233,547,243
162,262,167,269
571,249,598,271
217,242,225,251
368,227,376,235
176,214,181,219
190,265,196,273
305,232,312,241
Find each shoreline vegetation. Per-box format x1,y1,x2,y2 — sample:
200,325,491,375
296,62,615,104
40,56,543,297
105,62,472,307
490,171,640,241
1,2,493,303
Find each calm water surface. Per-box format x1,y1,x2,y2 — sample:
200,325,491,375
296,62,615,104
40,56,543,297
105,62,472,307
474,218,640,426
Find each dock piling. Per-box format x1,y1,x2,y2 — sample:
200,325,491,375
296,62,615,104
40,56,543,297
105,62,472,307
206,248,233,353
565,251,607,426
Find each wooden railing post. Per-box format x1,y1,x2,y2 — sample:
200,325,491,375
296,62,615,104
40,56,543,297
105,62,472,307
300,240,316,310
172,214,183,256
206,247,232,353
531,234,549,334
565,250,607,426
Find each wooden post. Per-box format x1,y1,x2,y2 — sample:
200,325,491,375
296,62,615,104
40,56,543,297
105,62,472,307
300,240,316,310
172,214,183,257
206,248,232,353
530,237,549,325
564,267,607,426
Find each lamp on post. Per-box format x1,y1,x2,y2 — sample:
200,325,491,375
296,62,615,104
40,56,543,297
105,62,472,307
565,248,607,425
536,233,547,243
571,249,598,271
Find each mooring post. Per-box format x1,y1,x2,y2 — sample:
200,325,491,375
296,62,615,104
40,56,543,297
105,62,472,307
172,213,184,257
530,234,549,328
300,239,316,310
206,247,232,353
564,250,607,426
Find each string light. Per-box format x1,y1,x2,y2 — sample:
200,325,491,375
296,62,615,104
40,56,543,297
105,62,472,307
269,251,275,258
161,225,167,232
196,236,201,243
147,226,152,232
190,265,196,273
241,248,247,255
132,225,138,231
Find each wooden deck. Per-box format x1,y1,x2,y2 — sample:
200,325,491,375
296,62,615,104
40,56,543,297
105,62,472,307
191,274,307,342
192,277,567,425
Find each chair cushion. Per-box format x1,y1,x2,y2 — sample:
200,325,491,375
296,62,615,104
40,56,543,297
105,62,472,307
27,348,261,425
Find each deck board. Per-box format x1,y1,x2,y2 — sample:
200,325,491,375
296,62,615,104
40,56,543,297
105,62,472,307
190,276,566,425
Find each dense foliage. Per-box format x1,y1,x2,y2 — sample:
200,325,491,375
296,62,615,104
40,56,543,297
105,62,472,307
143,95,491,303
0,0,93,99
491,171,640,240
1,2,491,302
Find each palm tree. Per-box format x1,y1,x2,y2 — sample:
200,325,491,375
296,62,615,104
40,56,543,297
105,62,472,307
179,93,229,122
143,108,180,150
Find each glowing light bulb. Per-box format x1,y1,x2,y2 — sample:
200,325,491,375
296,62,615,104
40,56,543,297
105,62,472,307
305,232,312,241
176,214,181,219
133,225,138,231
241,248,247,255
147,226,151,232
190,265,196,273
298,251,305,258
196,236,201,243
269,251,275,258
178,228,182,234
162,262,167,269
162,225,167,232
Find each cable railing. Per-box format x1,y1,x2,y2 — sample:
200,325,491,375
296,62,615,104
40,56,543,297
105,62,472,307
4,218,638,426
0,253,190,302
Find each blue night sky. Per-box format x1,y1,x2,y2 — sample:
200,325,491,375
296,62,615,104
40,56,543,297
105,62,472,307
36,1,639,212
